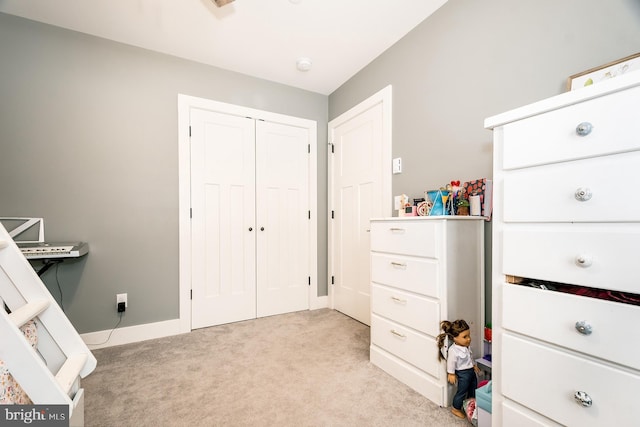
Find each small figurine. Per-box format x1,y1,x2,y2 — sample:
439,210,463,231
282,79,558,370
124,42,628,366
436,319,481,419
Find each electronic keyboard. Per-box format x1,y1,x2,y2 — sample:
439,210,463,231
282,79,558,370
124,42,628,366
18,242,89,260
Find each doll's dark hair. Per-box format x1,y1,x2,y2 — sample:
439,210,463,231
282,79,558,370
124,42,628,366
436,319,470,361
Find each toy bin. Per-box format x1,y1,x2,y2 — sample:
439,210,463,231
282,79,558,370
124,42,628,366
476,381,492,427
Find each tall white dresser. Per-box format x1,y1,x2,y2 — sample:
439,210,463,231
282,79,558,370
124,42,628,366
369,216,485,407
485,72,640,426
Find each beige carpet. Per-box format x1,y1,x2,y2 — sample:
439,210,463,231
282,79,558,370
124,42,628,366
83,309,468,427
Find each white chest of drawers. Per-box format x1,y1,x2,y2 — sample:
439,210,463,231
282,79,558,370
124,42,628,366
369,216,485,407
485,72,640,426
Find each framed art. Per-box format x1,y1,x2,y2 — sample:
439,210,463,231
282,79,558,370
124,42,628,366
567,52,640,91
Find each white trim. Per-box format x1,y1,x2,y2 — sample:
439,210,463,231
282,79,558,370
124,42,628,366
178,94,319,333
310,295,328,310
327,86,393,310
81,318,184,350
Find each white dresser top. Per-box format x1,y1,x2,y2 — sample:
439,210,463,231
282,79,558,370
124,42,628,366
370,216,486,222
485,71,640,129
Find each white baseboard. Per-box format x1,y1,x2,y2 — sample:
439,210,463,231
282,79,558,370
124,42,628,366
82,300,330,350
81,318,184,350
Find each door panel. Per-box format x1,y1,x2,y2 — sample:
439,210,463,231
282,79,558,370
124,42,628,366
331,102,384,325
191,109,256,328
256,121,310,317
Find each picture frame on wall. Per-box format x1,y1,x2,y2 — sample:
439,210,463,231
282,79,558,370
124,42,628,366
567,52,640,91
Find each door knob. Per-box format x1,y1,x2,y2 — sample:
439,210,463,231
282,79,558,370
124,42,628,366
260,227,265,231
248,227,253,231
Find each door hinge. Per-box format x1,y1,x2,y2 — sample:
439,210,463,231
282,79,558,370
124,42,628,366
190,208,193,218
331,210,335,219
190,289,193,300
308,210,311,220
331,276,335,285
308,143,310,154
189,125,191,137
308,276,311,286
331,143,335,153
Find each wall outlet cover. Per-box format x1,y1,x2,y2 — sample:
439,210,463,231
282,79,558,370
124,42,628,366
116,293,128,307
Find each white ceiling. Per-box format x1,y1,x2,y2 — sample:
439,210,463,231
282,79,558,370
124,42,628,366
0,0,447,95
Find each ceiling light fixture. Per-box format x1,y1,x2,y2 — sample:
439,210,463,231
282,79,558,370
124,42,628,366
213,0,235,7
296,57,312,72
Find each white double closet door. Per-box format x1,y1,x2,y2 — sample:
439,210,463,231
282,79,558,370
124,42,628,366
190,109,310,329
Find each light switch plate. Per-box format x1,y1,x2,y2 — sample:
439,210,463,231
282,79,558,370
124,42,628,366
392,157,402,174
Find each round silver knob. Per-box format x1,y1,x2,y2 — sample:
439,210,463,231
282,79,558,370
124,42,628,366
576,122,593,136
575,321,593,335
248,227,253,231
574,391,593,407
575,255,593,268
574,187,592,202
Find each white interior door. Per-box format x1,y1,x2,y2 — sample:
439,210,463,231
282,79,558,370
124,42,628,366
256,121,310,317
329,86,392,325
190,109,256,329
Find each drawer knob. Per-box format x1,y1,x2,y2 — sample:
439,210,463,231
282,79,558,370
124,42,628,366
574,187,592,202
574,391,593,407
575,122,593,136
575,320,593,335
575,255,593,267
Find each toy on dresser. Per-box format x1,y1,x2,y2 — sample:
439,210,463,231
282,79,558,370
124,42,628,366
437,319,481,420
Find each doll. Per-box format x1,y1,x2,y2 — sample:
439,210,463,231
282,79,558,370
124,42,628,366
436,319,481,419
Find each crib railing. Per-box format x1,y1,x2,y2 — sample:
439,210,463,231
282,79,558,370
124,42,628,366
0,222,96,424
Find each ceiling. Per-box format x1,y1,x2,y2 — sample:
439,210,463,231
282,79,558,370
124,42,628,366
0,0,447,95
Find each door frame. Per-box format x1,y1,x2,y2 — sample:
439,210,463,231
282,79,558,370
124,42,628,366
178,94,318,333
327,86,393,312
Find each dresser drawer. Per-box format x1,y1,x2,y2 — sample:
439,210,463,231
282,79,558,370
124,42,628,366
370,220,441,258
371,314,441,378
502,85,640,170
502,334,640,427
503,284,640,370
503,401,562,427
504,151,640,222
371,284,440,336
371,253,439,297
503,225,639,293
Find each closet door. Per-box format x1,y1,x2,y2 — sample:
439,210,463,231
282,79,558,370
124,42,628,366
256,121,310,317
190,109,256,329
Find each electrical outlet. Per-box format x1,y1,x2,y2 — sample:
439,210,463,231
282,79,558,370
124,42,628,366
116,293,128,308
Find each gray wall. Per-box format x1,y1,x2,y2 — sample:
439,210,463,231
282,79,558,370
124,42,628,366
329,0,640,322
2,0,639,334
0,13,328,333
